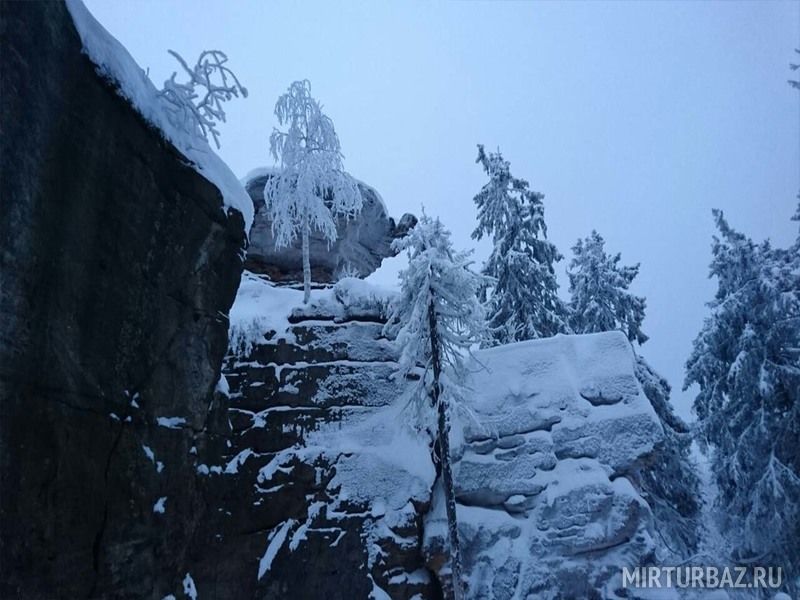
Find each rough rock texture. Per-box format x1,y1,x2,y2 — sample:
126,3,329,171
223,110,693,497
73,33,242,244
244,170,416,283
0,4,666,598
424,333,664,599
218,278,663,600
0,2,246,598
203,274,440,599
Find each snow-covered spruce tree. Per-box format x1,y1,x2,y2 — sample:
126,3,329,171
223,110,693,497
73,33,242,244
568,231,700,556
633,357,701,557
471,144,569,345
159,50,247,149
264,80,363,304
384,214,488,600
685,210,800,591
567,230,648,344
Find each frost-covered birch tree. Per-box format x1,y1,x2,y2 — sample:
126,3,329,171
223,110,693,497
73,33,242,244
265,80,363,303
159,50,247,149
568,231,700,556
471,144,569,345
685,210,799,590
568,230,648,344
384,214,488,600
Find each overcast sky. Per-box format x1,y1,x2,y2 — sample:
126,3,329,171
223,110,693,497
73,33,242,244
84,0,799,419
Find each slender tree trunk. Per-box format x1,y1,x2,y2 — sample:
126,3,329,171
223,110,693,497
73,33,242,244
428,299,463,600
302,217,311,304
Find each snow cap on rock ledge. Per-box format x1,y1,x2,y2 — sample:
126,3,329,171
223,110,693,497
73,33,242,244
64,0,254,232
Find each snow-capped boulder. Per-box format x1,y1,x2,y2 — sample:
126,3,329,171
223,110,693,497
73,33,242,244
243,168,415,282
424,332,663,598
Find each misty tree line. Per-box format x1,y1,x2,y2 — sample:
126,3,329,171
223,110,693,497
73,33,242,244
157,49,798,597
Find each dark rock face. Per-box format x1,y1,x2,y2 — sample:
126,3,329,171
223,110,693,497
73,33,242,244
0,2,246,598
244,172,414,282
208,275,440,599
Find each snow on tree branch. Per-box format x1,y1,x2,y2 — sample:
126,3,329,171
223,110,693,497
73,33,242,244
384,213,487,599
159,49,248,149
685,209,800,591
789,48,800,90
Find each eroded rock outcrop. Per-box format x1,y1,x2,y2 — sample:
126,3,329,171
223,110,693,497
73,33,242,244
0,2,246,597
219,277,663,599
243,169,416,282
425,333,663,599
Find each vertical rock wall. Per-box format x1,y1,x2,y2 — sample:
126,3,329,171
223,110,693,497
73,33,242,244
0,2,246,597
204,274,439,599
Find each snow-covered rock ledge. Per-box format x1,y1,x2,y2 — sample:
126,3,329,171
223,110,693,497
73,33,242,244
65,0,254,232
425,331,664,599
214,276,664,598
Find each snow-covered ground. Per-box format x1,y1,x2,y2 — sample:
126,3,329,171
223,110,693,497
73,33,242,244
228,271,395,354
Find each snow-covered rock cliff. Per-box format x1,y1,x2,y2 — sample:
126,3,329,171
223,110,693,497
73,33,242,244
426,333,663,599
199,274,437,598
216,276,663,599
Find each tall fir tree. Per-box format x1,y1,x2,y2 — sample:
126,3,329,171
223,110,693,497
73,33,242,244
384,214,488,600
568,230,700,556
685,211,800,592
633,357,701,557
471,145,570,345
567,230,648,344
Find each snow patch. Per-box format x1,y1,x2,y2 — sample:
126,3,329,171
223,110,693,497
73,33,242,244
332,277,394,316
364,252,407,290
240,166,280,187
225,448,255,474
153,497,167,514
228,272,305,354
182,573,198,600
156,416,186,429
215,374,230,396
258,519,296,580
